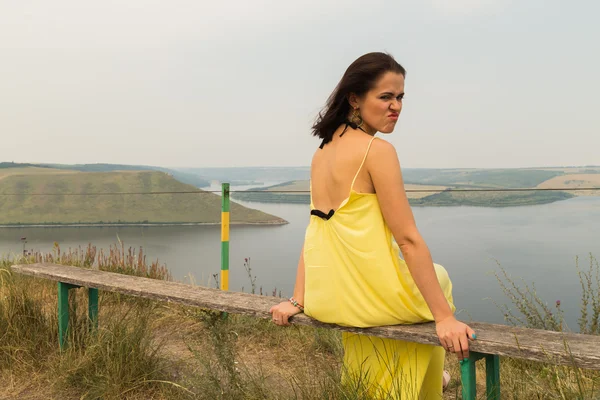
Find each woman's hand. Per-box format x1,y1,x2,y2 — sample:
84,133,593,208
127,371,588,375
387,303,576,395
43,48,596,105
436,315,476,361
269,301,302,326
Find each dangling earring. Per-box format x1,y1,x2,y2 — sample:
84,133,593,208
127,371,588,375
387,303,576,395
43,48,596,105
351,108,364,129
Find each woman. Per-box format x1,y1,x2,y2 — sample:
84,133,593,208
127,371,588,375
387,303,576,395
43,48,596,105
270,52,475,399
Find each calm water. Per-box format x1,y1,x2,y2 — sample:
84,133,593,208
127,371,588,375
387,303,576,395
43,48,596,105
1,194,599,330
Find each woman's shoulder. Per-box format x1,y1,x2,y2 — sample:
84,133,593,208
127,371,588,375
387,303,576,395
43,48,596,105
366,137,401,174
369,136,396,152
368,136,398,161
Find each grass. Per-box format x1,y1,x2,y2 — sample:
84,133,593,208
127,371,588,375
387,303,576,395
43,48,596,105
0,167,285,225
1,246,599,399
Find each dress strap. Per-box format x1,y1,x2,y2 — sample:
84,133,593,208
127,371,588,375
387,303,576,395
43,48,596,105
350,136,377,191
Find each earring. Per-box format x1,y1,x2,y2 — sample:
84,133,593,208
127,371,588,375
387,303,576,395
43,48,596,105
351,108,364,129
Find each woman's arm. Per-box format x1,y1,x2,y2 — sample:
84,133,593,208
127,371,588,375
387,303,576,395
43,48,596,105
368,138,475,359
291,245,305,305
269,244,305,325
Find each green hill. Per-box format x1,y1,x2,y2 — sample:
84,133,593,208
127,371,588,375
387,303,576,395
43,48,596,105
0,168,286,226
409,190,575,207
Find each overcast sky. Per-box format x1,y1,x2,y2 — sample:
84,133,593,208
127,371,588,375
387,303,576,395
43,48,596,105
1,0,598,169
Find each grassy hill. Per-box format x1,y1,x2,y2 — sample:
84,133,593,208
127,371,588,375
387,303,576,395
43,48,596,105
0,168,285,225
1,161,211,188
536,173,600,196
410,190,574,207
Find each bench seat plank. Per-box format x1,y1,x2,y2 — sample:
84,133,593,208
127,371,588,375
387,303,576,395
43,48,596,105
11,263,600,370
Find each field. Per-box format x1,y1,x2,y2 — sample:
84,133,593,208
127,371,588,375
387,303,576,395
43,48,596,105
536,174,600,196
0,167,285,225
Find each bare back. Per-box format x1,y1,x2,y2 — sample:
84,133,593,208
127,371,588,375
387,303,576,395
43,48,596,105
310,126,377,213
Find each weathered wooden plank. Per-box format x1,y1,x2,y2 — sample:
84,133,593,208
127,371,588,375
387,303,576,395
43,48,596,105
11,263,600,370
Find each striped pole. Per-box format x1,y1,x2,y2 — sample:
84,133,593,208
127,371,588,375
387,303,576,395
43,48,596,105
221,183,230,291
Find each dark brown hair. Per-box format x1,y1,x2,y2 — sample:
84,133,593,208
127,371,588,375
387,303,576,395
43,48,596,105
311,52,406,146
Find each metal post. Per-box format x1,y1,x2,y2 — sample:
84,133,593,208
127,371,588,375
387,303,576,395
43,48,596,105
221,182,230,291
486,354,501,400
58,282,79,350
58,282,70,350
88,288,99,332
461,352,484,400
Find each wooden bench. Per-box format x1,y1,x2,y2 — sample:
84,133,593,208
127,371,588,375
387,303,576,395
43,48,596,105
11,263,600,400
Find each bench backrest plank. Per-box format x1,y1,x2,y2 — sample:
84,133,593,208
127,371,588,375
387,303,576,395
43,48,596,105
11,263,600,370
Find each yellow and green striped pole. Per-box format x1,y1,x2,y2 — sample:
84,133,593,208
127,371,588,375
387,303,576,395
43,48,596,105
221,183,230,291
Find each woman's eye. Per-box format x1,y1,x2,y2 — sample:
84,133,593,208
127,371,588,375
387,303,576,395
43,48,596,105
380,95,404,101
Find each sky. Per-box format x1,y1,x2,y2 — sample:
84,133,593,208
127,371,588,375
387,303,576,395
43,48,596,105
1,0,599,169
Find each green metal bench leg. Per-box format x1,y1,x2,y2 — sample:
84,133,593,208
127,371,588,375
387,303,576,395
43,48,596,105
461,352,501,400
58,282,98,350
58,282,78,350
88,288,99,332
461,353,479,400
485,354,500,400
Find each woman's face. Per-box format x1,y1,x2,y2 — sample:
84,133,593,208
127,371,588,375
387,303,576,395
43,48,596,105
351,71,405,135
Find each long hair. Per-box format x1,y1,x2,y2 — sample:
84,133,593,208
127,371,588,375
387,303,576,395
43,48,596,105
311,52,406,145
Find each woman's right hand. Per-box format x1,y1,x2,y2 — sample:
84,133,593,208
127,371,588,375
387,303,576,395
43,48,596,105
269,300,302,326
435,315,476,361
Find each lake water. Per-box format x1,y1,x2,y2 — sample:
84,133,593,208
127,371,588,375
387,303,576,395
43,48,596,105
1,188,599,331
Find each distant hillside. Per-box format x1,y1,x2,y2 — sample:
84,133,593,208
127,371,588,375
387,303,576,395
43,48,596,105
231,180,450,204
0,168,286,226
1,162,42,169
179,167,310,185
1,162,211,188
536,173,600,196
231,166,600,207
43,163,211,188
231,180,311,204
401,168,565,188
409,190,575,207
180,165,600,190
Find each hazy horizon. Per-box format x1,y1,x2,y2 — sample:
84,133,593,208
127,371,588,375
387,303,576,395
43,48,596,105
3,160,600,171
2,1,599,169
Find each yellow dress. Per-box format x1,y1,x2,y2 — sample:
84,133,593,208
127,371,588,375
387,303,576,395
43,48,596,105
303,137,456,399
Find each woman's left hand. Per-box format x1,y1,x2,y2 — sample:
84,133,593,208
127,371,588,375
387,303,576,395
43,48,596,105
269,301,302,326
435,315,476,361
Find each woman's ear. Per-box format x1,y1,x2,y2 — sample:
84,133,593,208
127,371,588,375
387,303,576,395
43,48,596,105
348,93,359,109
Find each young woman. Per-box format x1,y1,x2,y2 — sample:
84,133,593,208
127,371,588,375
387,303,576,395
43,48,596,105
270,52,475,398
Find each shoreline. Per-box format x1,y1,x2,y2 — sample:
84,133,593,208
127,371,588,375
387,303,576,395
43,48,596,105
0,220,288,228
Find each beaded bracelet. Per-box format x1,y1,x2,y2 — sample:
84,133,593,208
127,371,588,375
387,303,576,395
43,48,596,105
289,297,304,312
